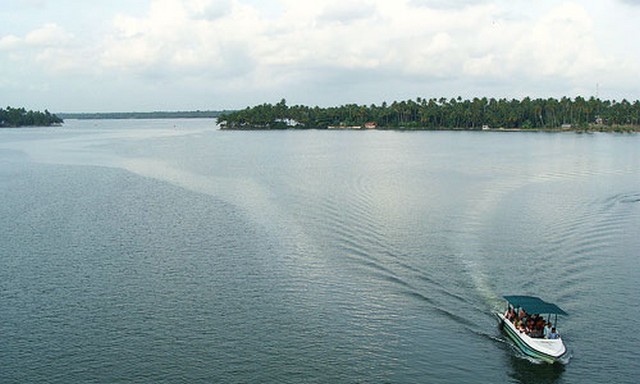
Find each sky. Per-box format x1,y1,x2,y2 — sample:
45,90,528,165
1,0,640,112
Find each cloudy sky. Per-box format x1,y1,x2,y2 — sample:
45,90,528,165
1,0,639,112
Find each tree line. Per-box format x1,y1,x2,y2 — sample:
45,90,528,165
58,110,230,120
0,106,63,127
218,97,640,131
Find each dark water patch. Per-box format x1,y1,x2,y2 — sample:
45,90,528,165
507,353,567,384
602,191,640,206
0,163,306,384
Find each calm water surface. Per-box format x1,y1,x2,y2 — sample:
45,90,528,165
1,120,639,383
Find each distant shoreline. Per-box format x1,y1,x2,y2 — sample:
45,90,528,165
218,97,640,132
57,111,231,120
220,125,640,133
1,107,63,128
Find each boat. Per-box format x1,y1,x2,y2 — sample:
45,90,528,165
497,295,568,363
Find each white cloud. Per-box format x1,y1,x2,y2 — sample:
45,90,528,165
409,0,488,9
24,23,73,46
0,23,73,50
3,1,623,88
0,22,84,76
508,3,607,77
0,35,21,50
1,0,639,111
188,0,233,20
317,1,377,24
86,0,640,105
100,0,261,79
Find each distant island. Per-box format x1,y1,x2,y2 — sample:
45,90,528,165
58,110,231,120
218,97,640,132
0,107,63,128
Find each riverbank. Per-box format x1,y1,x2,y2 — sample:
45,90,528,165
220,125,640,133
58,110,229,120
218,97,640,132
0,107,63,127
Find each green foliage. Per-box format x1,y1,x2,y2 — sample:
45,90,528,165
0,106,63,127
57,110,228,120
218,97,640,130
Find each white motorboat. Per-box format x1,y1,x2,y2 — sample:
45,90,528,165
498,295,568,363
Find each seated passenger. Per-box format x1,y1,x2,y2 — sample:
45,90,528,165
534,318,545,338
547,327,559,339
518,308,527,320
544,322,552,338
533,326,544,338
527,318,535,332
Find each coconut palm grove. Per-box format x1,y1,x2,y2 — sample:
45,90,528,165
218,97,640,131
0,107,63,128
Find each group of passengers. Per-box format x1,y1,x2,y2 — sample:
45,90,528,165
504,306,559,339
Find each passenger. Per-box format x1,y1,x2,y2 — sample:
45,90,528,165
535,318,545,338
528,323,536,337
536,322,544,338
532,324,543,338
543,322,552,338
518,308,527,320
524,320,533,336
548,327,559,339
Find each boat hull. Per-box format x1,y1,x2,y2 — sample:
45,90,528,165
498,314,567,363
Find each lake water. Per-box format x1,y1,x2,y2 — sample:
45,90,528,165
1,119,639,383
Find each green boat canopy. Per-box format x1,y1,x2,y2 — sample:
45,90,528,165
503,295,568,316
